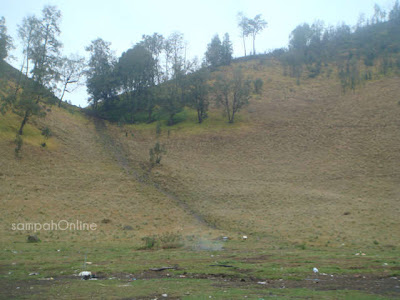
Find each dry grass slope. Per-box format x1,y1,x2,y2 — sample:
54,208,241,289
1,58,399,249
112,59,400,247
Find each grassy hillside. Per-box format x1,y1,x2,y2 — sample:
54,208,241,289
1,58,399,299
110,58,400,247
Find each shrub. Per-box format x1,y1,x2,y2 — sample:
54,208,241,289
159,232,184,249
149,141,166,166
140,236,157,250
254,78,263,94
27,235,40,243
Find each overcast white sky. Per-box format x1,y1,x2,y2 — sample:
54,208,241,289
1,0,394,107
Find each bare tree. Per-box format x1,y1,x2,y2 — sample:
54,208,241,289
237,12,250,56
57,54,85,107
247,14,267,55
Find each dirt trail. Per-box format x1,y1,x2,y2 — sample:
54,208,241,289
92,117,216,230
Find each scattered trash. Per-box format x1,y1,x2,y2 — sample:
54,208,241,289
257,281,267,285
179,275,186,278
16,287,20,289
355,252,366,256
86,262,92,265
29,272,39,276
222,236,229,242
162,294,168,297
39,277,54,281
79,271,92,280
12,250,18,254
383,263,388,266
242,235,248,240
57,249,61,252
313,267,319,274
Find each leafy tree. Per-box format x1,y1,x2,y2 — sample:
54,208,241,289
57,54,85,107
389,0,400,22
141,33,164,84
85,38,116,109
289,23,312,53
163,32,187,125
237,12,250,56
221,33,233,65
116,44,155,95
14,15,39,99
214,68,251,123
186,68,210,123
205,34,222,68
372,4,387,24
0,17,13,62
15,5,62,136
205,33,232,68
247,14,267,55
30,6,62,88
158,82,184,126
168,31,186,81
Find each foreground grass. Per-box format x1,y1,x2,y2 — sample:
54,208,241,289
1,238,399,299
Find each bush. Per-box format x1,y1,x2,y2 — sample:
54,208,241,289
171,109,187,124
139,232,184,250
254,78,263,94
149,141,166,166
27,235,41,243
159,232,184,249
140,236,157,250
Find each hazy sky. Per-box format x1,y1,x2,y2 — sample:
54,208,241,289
1,0,393,107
